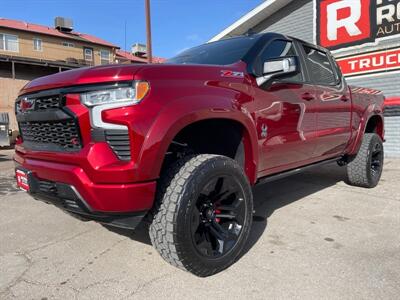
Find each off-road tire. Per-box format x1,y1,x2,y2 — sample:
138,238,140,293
346,133,384,188
149,154,253,277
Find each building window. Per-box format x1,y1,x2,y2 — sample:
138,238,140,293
0,33,19,52
62,41,74,47
33,38,42,51
100,50,110,65
83,47,93,61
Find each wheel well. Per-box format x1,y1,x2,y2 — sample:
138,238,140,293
162,119,246,172
365,115,384,139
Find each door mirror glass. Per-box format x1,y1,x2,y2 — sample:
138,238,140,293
257,56,299,86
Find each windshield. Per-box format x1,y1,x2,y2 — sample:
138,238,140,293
167,36,259,66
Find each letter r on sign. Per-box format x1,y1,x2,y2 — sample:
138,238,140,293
317,0,371,49
327,0,361,41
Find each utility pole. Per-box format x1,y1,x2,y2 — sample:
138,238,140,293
124,20,127,52
145,0,153,63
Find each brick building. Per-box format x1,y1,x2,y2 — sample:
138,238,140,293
0,17,120,137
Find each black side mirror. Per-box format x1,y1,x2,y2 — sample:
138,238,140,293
257,56,299,86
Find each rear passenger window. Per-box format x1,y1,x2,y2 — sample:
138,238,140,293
259,40,303,82
302,46,337,86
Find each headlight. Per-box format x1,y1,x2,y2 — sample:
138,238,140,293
81,81,150,107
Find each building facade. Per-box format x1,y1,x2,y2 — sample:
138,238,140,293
0,17,119,137
0,18,117,69
116,49,166,64
211,0,400,157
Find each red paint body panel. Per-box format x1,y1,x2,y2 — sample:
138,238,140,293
20,64,144,95
248,81,319,175
15,59,384,214
313,83,352,157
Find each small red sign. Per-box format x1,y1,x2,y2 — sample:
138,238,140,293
336,48,400,77
16,169,30,192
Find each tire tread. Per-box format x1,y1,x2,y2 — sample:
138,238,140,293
346,133,383,188
149,154,252,276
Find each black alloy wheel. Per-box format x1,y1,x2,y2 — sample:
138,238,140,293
191,175,247,258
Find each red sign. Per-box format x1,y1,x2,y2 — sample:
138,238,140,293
336,48,400,76
316,0,400,50
318,0,371,49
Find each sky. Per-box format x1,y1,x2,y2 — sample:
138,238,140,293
0,0,264,58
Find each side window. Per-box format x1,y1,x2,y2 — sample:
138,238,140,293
302,46,337,86
0,33,19,52
100,50,110,65
258,40,303,82
84,47,93,62
33,38,42,51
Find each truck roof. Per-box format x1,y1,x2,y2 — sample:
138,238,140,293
213,32,331,54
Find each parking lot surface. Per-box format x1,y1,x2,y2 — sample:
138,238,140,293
0,148,399,299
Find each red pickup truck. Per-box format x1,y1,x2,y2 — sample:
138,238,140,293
14,33,384,276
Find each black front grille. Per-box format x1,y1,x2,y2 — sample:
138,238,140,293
39,179,57,195
36,96,61,110
105,130,131,161
19,120,82,151
16,95,61,113
30,176,86,213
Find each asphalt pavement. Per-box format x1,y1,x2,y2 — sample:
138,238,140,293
0,148,399,299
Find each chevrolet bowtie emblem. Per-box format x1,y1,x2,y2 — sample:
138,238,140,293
20,97,35,113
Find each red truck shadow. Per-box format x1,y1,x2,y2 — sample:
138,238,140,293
242,162,347,256
105,163,348,256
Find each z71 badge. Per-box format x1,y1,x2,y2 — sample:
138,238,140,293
221,70,244,78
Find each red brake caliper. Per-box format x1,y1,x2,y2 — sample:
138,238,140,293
215,209,221,223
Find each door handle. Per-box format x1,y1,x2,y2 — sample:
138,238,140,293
301,92,315,101
340,95,350,102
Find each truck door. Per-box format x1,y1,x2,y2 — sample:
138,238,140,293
250,39,319,176
300,45,352,158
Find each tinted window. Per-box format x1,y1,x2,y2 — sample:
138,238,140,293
259,40,297,62
303,46,336,85
258,40,302,82
167,36,259,66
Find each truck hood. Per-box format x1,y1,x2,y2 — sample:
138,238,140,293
20,61,247,95
20,64,145,95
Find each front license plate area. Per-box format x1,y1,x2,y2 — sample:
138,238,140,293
16,169,30,192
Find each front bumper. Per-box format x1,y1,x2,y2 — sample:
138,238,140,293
14,152,156,229
27,174,147,229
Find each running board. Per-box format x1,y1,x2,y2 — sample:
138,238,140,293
256,157,341,185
